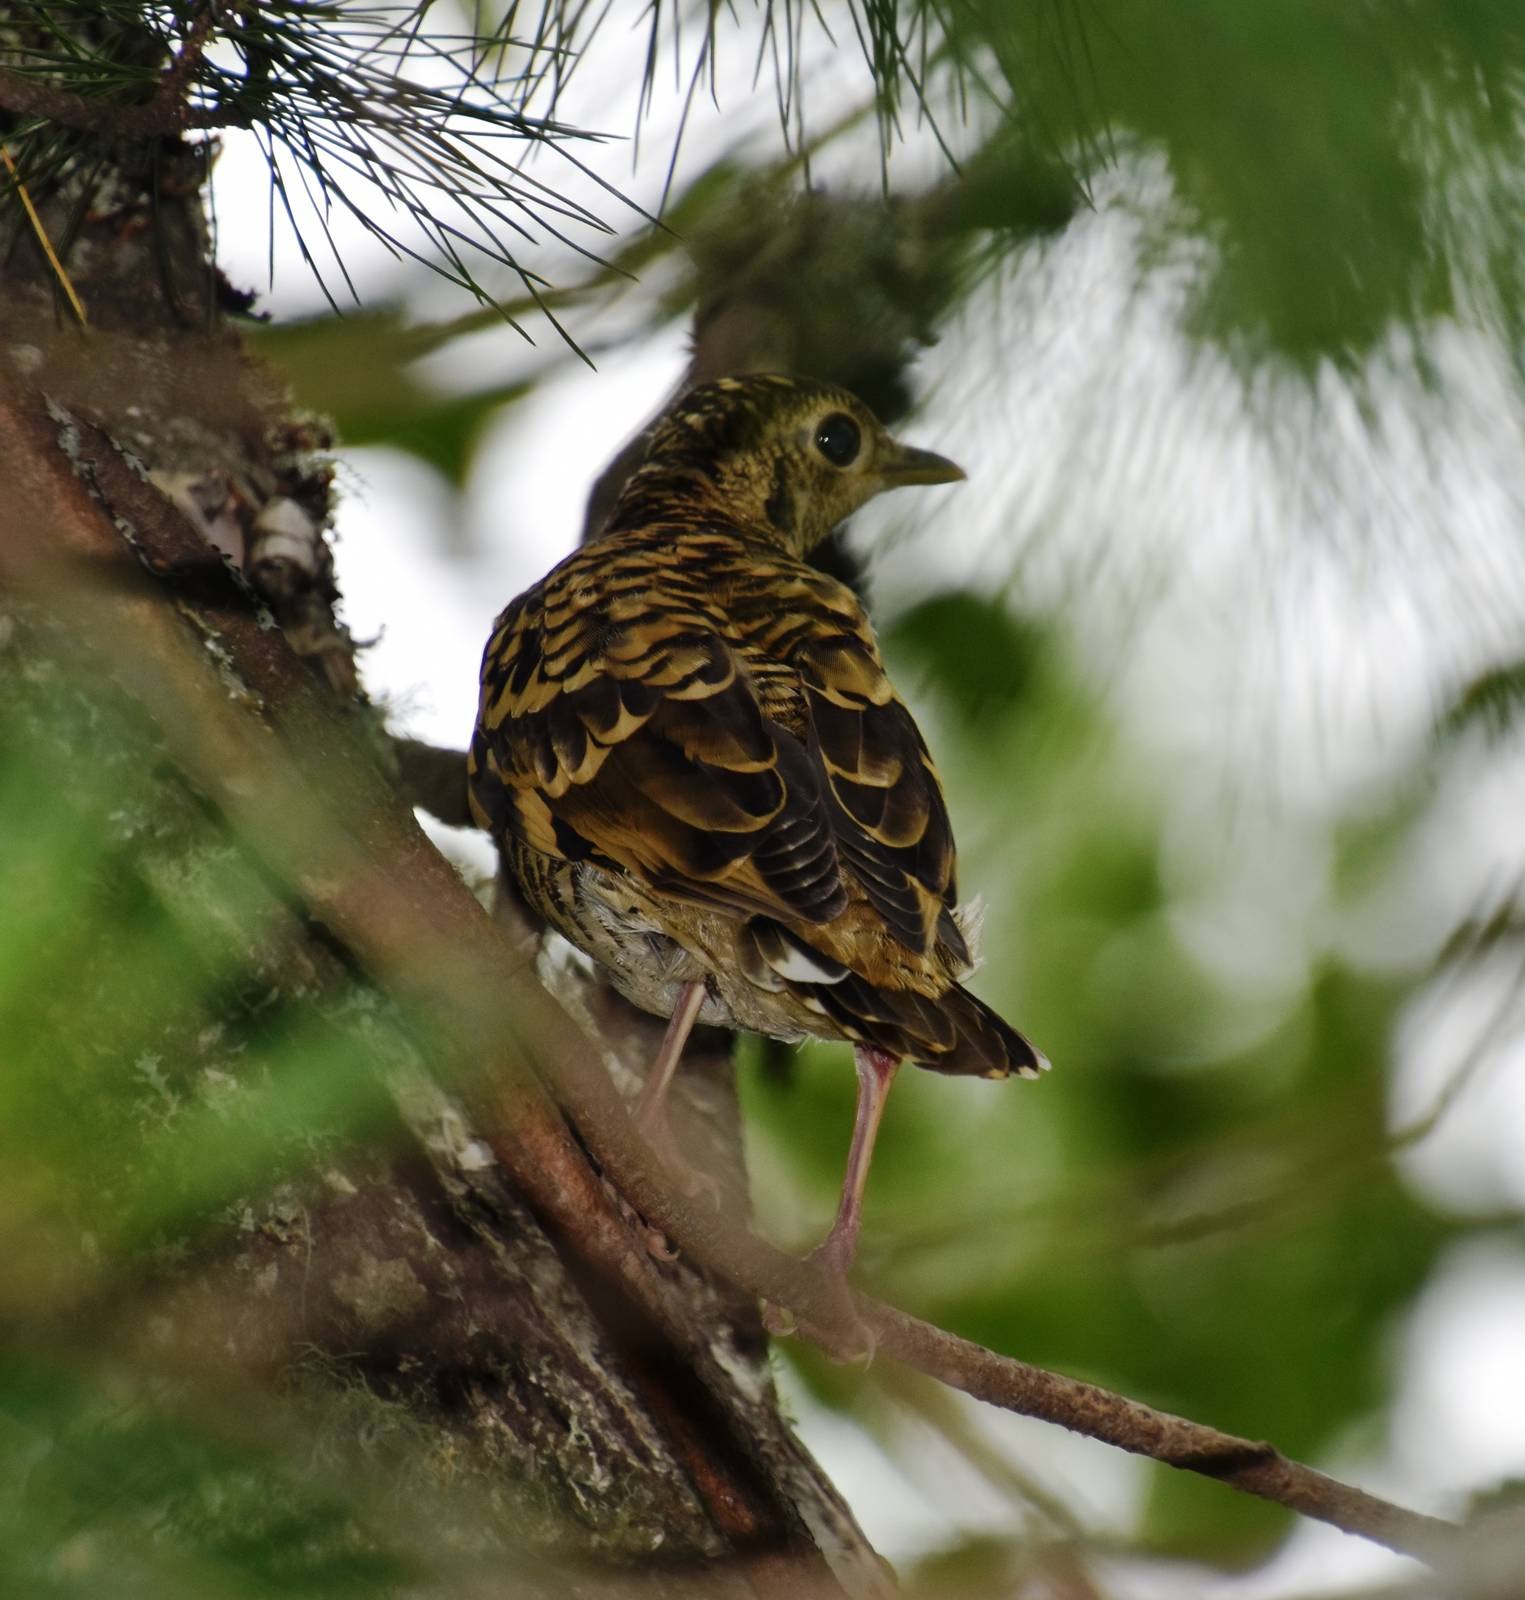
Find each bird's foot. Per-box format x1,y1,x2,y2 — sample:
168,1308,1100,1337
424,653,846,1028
599,1170,680,1262
762,1241,877,1365
760,1299,796,1338
636,1106,722,1209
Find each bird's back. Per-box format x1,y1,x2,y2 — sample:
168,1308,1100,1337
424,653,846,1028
469,518,1044,1082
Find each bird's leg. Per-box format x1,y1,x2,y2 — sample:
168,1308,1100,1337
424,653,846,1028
633,980,717,1200
635,979,706,1129
764,1045,900,1360
810,1045,901,1280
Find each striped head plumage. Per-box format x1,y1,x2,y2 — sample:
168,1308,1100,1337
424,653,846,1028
604,373,966,558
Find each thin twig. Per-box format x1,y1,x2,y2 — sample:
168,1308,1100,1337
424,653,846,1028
0,65,231,138
149,1,227,128
868,1303,1456,1562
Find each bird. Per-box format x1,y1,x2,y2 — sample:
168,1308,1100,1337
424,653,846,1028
468,373,1047,1279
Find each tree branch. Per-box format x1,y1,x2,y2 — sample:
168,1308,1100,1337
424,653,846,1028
500,984,1469,1570
149,2,226,126
393,737,473,829
869,1305,1456,1561
0,5,226,138
0,66,232,138
0,376,1472,1581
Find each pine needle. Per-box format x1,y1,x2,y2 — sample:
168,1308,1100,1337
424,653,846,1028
1,142,88,325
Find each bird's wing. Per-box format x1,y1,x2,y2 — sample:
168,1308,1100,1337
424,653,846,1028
763,570,967,962
468,545,848,928
471,541,971,965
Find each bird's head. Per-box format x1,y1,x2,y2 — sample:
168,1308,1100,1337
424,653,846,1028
617,374,965,555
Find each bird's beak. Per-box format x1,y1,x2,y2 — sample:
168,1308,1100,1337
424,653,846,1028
877,440,967,487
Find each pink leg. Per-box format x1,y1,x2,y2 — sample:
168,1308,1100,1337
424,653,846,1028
811,1046,901,1279
634,981,712,1190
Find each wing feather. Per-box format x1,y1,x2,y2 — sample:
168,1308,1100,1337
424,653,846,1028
793,628,960,958
469,538,969,973
469,560,849,928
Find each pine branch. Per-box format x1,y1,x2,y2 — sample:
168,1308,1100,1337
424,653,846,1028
0,2,632,339
0,62,229,135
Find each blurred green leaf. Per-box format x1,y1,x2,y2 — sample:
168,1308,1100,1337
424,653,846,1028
956,0,1525,363
886,592,1046,726
1437,658,1525,745
339,383,529,490
0,662,403,1255
249,313,528,485
0,1357,407,1599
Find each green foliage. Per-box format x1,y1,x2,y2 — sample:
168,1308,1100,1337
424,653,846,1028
11,1,1525,373
0,703,398,1253
950,0,1525,364
0,656,432,1594
0,1355,408,1600
249,310,541,484
886,593,1044,726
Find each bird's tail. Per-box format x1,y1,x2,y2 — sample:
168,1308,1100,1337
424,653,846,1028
931,984,1049,1080
805,965,1048,1081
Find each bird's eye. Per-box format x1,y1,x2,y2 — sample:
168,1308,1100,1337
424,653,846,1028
814,412,862,468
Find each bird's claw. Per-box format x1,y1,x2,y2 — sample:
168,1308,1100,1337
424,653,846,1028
763,1251,878,1364
636,1110,723,1211
761,1299,797,1337
678,1163,723,1209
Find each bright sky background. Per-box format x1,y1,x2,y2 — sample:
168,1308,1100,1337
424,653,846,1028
208,7,1525,1590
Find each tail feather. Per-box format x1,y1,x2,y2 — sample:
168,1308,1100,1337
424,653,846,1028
936,984,1048,1080
809,972,1048,1081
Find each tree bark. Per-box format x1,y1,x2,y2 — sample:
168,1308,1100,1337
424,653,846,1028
0,116,891,1596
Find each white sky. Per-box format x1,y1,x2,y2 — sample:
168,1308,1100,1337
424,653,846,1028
207,7,1525,1590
